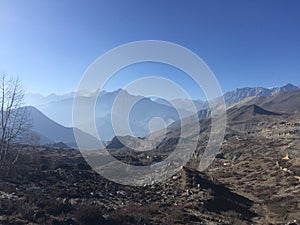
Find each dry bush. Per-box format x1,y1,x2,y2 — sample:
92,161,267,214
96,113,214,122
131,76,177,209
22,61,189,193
74,205,106,225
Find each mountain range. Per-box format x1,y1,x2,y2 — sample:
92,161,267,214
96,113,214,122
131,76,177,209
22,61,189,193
25,89,187,142
152,83,300,110
25,106,100,149
25,83,300,116
105,87,300,152
223,83,299,103
23,83,300,147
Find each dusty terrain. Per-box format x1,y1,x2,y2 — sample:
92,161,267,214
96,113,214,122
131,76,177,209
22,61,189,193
1,91,300,224
1,146,258,225
0,118,299,225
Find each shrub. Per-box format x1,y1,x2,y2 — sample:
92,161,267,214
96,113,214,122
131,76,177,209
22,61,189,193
74,205,106,225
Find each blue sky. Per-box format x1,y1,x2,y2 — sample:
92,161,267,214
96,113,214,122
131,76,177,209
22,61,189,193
0,0,300,99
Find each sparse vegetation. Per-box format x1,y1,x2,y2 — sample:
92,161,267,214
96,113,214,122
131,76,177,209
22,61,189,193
0,86,299,224
0,73,31,167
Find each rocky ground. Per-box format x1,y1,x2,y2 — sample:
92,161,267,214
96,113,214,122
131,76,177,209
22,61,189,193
0,104,299,224
0,133,299,225
206,136,300,224
1,146,258,225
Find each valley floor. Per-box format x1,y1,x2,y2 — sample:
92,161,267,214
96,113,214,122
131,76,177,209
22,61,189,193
0,140,299,225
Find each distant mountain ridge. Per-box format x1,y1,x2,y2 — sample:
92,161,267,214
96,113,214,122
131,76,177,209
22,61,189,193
233,88,300,114
26,106,100,149
25,83,300,108
24,83,299,142
113,87,300,153
26,89,188,141
21,84,300,151
223,83,299,103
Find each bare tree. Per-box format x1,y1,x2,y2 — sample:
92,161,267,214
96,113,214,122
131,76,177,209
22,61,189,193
0,73,31,163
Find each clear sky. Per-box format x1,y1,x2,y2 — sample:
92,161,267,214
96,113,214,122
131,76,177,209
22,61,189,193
1,0,300,99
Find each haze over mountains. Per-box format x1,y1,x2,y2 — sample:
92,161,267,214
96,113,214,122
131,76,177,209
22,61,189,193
24,83,300,148
25,106,100,149
25,83,300,118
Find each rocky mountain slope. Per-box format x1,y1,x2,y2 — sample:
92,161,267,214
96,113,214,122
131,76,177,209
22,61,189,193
232,88,300,114
103,88,300,224
26,106,99,149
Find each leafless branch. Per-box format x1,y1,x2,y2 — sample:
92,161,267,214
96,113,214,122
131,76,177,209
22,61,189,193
0,73,31,164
